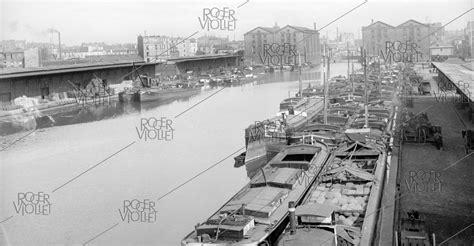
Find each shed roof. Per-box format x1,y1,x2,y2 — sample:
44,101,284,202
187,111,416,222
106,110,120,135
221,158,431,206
432,62,474,102
0,61,158,80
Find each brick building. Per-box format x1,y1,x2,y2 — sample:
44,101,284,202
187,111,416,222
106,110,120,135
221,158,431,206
362,19,432,63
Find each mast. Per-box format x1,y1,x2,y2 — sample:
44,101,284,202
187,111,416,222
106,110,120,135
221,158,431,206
362,47,368,128
352,52,355,97
347,42,350,100
323,44,328,125
327,47,331,80
298,51,302,97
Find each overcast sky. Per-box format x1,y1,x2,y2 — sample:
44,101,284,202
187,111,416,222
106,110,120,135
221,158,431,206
1,0,473,45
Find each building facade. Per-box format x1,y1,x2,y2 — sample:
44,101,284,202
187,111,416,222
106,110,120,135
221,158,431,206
362,20,431,63
430,45,454,56
466,21,474,58
428,22,444,45
244,23,320,66
0,40,26,52
196,36,229,55
138,35,197,62
0,62,155,103
24,48,41,68
175,38,197,57
0,51,24,68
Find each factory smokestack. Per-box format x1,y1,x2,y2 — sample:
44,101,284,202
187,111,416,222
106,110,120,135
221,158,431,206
58,31,62,59
48,28,61,60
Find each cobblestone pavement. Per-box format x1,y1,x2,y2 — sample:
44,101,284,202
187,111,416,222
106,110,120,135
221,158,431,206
399,94,474,245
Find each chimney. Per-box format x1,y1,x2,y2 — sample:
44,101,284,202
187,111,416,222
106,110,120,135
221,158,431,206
58,31,62,59
314,22,317,31
371,19,374,24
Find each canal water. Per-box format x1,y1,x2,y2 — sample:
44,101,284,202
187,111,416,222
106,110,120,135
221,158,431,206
0,62,359,245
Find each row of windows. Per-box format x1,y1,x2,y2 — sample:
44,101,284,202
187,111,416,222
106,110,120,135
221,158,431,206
146,45,168,51
369,27,423,34
251,32,300,39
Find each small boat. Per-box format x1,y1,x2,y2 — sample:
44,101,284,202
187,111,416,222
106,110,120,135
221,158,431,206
296,86,324,97
329,75,347,84
118,90,139,102
234,152,246,168
273,66,283,72
137,87,201,102
244,97,324,178
119,86,201,103
279,97,308,111
223,75,240,85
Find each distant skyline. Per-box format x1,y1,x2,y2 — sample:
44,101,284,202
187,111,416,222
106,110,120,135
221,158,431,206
1,0,473,45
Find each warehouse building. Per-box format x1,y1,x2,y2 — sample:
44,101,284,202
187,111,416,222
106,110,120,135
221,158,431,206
0,61,156,103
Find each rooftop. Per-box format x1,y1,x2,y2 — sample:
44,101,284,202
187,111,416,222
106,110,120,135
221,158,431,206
432,61,474,101
166,53,242,62
0,60,159,80
363,19,429,29
245,24,317,35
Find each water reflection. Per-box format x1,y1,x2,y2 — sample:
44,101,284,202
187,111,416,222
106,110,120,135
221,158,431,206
0,66,332,136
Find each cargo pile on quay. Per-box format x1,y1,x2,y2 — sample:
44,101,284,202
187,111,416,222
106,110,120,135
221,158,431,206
181,49,405,245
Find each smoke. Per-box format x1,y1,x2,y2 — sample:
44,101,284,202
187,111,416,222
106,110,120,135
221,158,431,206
22,24,55,37
3,23,60,43
47,28,59,34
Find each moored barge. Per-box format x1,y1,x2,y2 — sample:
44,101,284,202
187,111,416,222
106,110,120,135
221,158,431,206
182,142,330,245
